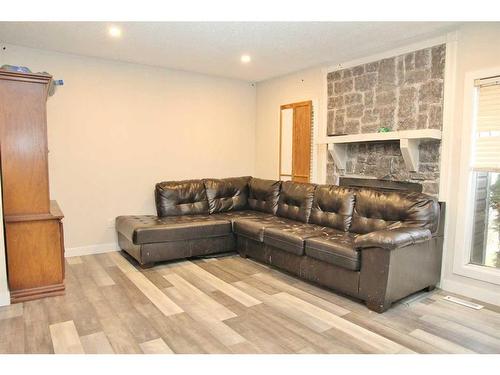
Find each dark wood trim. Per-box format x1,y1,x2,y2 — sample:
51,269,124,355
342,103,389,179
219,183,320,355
10,282,65,303
5,201,64,222
0,70,52,85
280,100,312,110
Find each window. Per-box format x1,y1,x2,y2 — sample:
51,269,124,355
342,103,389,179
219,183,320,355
469,77,500,269
453,70,500,286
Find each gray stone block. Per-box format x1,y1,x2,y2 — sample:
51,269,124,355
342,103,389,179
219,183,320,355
346,104,364,118
334,78,354,94
366,61,379,72
428,105,443,129
354,73,377,91
376,90,396,107
328,95,344,109
404,69,431,84
353,65,365,76
398,86,417,119
415,48,430,69
364,90,374,106
344,119,360,134
405,53,415,72
419,141,440,163
327,110,335,135
378,57,396,89
343,69,353,78
431,44,446,79
361,109,378,124
419,80,443,104
345,93,362,105
417,113,428,129
327,71,342,81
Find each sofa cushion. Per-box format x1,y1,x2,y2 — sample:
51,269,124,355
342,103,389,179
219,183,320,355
155,179,208,217
204,176,251,214
310,185,355,231
263,223,331,256
116,215,231,245
233,216,297,242
210,210,275,228
248,178,281,214
305,231,359,271
276,181,316,223
350,189,440,234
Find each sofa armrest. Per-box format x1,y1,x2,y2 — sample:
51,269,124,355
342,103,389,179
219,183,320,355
354,227,432,250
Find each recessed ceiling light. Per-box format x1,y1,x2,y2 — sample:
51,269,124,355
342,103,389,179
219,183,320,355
108,26,122,38
241,54,251,64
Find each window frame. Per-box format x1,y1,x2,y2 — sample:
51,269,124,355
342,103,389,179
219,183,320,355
453,67,500,285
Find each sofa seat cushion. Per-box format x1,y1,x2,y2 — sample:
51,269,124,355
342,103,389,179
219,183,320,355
305,231,360,271
210,210,275,225
233,216,298,242
263,224,332,256
116,215,232,245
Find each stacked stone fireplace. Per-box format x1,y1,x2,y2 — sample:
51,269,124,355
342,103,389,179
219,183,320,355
325,44,445,197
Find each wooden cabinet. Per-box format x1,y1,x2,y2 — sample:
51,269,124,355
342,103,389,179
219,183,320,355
0,70,65,303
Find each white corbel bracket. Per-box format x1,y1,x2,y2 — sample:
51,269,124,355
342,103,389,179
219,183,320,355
399,138,420,172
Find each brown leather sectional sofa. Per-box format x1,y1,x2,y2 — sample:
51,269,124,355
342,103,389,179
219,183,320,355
116,176,443,312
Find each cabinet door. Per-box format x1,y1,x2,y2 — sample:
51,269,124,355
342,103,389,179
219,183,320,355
0,78,50,215
6,220,64,293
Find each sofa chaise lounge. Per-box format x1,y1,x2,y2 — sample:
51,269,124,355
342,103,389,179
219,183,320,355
116,176,442,312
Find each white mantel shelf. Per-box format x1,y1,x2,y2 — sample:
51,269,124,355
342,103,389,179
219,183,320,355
319,129,442,173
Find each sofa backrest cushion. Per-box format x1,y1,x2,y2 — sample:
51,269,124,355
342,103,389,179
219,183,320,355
350,188,440,234
276,181,316,223
310,185,355,231
248,178,281,214
155,179,209,217
204,176,251,214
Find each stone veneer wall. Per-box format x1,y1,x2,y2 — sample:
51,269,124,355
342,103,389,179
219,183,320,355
325,44,445,196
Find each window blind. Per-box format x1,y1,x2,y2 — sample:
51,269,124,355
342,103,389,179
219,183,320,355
473,77,500,172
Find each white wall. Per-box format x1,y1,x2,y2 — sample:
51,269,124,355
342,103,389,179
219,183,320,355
255,67,323,179
440,23,500,305
0,44,256,255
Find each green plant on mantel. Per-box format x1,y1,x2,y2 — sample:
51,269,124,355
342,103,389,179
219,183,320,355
378,127,391,133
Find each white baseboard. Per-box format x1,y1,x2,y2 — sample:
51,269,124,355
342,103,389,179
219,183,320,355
65,242,119,257
440,278,500,307
0,290,10,307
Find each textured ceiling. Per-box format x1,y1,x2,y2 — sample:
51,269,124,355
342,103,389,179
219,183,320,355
0,22,459,81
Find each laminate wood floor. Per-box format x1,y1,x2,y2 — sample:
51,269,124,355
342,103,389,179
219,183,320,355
1,252,499,354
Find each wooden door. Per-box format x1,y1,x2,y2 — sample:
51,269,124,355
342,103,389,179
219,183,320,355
279,101,312,183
